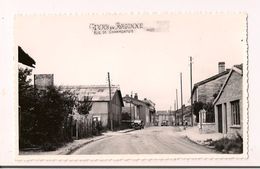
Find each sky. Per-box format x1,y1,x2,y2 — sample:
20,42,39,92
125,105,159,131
15,14,246,110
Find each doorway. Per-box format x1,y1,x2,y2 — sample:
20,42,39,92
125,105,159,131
217,104,223,133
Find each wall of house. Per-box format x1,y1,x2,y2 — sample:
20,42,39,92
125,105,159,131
111,91,123,129
214,71,243,137
122,102,141,120
89,102,108,128
193,74,228,103
139,105,149,126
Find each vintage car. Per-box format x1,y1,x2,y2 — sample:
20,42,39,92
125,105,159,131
161,120,168,126
131,120,144,129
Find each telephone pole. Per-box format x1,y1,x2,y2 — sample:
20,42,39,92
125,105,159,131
174,100,176,126
108,72,113,131
180,72,184,126
190,56,194,126
176,89,178,110
175,89,178,126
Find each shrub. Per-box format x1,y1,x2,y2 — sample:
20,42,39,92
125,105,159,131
209,135,243,154
19,67,77,151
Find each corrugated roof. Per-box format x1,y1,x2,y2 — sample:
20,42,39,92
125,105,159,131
60,85,120,102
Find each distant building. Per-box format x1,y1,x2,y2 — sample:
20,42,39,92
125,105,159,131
174,105,195,126
122,93,156,127
61,85,124,130
213,64,243,137
34,74,54,90
156,110,175,126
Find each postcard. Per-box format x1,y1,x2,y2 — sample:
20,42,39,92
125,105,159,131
14,13,248,163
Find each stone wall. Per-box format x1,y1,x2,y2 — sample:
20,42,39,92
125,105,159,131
195,74,228,103
34,74,54,90
198,123,216,134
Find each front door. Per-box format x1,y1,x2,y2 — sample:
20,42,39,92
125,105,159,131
217,104,223,133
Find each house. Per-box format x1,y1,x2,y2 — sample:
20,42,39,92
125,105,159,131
192,62,230,104
61,85,124,130
191,62,230,126
213,64,243,137
156,110,175,126
122,93,156,127
142,98,156,125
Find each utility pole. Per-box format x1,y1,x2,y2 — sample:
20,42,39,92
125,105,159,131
174,100,177,126
129,92,132,120
176,89,179,110
180,72,184,126
190,56,194,126
108,72,113,131
175,89,178,126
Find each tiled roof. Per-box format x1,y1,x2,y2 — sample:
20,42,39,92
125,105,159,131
60,85,121,102
194,70,230,87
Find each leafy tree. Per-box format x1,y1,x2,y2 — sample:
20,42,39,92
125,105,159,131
193,101,215,123
204,102,215,122
19,67,38,148
193,101,203,123
19,67,78,150
77,96,93,115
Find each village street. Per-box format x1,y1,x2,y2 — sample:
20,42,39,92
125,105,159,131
72,126,217,154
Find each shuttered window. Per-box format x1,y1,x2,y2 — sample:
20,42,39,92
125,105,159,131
231,100,240,125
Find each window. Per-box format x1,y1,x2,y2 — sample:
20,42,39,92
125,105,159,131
231,100,240,125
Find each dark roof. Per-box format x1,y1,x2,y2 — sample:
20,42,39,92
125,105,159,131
18,46,36,68
234,64,243,70
123,96,146,106
192,69,230,94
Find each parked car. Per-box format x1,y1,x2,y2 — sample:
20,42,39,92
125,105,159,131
161,120,168,126
131,120,144,129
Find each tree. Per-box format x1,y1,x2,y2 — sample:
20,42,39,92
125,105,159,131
204,102,215,122
193,101,215,123
19,67,39,148
193,101,203,123
77,96,93,115
19,67,78,150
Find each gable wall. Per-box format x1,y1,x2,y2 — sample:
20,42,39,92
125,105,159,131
214,71,243,136
194,74,228,103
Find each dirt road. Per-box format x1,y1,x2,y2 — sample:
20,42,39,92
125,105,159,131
73,126,216,154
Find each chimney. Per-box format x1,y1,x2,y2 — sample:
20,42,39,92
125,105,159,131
134,93,138,100
218,62,225,73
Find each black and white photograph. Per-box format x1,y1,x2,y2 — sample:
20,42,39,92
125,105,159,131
15,14,247,158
